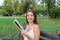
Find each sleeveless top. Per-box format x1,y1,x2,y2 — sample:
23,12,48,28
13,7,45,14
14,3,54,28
24,29,34,40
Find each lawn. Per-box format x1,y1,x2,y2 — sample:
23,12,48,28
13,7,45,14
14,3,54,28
0,17,60,39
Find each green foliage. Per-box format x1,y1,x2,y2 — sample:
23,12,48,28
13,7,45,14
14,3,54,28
33,5,47,15
0,0,31,16
50,7,60,18
42,0,55,5
0,0,60,19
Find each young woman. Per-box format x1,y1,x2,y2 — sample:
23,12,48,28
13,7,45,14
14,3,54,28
21,9,40,40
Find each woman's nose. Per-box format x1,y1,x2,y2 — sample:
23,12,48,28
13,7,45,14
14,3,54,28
29,15,32,17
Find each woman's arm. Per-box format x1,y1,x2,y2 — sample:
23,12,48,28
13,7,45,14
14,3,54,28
34,25,40,40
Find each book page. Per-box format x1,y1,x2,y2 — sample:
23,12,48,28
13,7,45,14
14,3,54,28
13,19,24,31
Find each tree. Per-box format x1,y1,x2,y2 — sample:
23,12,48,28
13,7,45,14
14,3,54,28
2,0,13,16
42,0,55,19
1,0,36,16
2,0,26,16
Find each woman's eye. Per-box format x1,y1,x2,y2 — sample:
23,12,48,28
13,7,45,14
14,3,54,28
27,14,34,17
27,15,29,16
31,15,33,16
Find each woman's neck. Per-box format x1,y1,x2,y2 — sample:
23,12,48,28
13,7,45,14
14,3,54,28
29,22,34,26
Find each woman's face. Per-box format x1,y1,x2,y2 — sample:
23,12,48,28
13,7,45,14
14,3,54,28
27,12,34,23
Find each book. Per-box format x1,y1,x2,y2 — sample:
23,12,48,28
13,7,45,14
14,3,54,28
13,19,24,31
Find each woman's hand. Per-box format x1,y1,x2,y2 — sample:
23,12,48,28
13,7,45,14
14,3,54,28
21,30,33,40
21,30,26,36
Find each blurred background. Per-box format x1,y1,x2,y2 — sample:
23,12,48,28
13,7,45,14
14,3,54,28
0,0,60,40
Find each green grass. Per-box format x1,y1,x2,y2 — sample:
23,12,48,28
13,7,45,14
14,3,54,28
0,17,60,39
39,18,60,34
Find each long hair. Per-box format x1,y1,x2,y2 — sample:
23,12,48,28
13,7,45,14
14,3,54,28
26,9,37,24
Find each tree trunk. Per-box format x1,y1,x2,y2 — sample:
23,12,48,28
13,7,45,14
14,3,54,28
47,0,50,21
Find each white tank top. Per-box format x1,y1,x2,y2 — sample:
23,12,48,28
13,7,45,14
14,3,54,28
24,29,34,40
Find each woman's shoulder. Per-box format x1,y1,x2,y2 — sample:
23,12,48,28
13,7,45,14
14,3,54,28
33,24,39,29
33,24,40,33
34,24,39,27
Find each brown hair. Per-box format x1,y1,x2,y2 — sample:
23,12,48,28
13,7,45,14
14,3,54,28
26,9,37,24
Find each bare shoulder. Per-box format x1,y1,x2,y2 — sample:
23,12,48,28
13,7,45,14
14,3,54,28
33,24,40,33
34,24,39,28
34,24,40,29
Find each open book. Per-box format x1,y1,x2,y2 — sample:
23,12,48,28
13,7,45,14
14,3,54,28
13,19,24,31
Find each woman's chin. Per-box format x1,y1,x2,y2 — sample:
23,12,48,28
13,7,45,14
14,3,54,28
28,21,33,23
